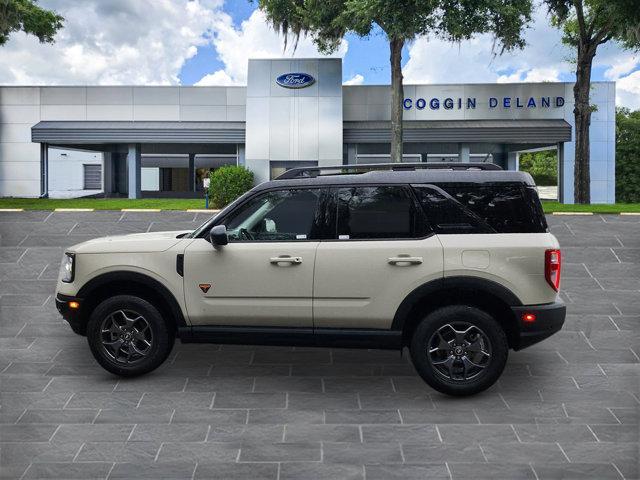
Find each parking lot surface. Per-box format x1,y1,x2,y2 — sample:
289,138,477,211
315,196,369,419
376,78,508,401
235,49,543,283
0,211,638,479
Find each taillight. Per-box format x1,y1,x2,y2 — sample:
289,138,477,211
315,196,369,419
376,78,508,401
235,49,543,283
545,249,561,291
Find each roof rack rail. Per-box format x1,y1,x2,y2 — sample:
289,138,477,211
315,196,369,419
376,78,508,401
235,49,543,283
275,162,502,179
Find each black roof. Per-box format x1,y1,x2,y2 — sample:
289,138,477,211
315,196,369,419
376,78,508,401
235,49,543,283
254,166,535,192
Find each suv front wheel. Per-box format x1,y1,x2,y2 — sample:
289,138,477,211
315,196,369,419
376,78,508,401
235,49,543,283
86,295,174,377
410,305,508,396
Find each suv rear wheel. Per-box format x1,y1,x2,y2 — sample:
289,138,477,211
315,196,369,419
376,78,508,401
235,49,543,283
410,305,508,396
86,295,174,377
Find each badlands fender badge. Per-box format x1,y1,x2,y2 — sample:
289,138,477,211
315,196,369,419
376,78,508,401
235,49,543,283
199,283,211,293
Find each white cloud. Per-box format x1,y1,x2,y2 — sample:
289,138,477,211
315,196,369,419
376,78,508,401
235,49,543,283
343,74,364,85
604,54,639,81
616,70,640,110
195,70,237,86
403,8,572,85
497,67,561,83
196,9,348,86
402,6,639,108
0,0,224,85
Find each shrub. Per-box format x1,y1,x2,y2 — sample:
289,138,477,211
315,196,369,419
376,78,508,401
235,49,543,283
208,166,254,208
519,150,558,186
616,108,640,203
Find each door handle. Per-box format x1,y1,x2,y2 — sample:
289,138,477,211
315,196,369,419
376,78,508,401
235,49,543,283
270,255,303,265
388,255,423,265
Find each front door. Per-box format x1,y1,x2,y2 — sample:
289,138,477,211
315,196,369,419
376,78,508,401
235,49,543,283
183,188,327,327
313,185,444,329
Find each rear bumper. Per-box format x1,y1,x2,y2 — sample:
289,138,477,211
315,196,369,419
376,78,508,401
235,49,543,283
55,293,86,335
511,300,566,350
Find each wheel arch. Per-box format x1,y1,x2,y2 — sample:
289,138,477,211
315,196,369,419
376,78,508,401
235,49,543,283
393,276,522,348
75,271,187,335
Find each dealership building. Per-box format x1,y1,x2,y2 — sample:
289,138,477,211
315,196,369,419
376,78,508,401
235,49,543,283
0,58,616,203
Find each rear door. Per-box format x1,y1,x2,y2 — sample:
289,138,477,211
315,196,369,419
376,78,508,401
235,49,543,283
313,185,444,330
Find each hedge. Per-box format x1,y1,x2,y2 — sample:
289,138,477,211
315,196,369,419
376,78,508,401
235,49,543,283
208,166,254,208
616,108,640,203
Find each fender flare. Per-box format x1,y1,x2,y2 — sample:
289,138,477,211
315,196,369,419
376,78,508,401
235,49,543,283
77,271,187,328
391,276,522,331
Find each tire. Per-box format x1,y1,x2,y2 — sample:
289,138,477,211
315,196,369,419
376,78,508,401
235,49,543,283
410,305,508,396
86,295,174,377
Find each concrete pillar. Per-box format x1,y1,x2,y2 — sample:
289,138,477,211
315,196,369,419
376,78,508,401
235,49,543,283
458,143,470,163
346,144,357,164
40,143,49,198
127,143,141,199
103,152,113,194
188,153,196,192
237,145,246,167
507,151,518,171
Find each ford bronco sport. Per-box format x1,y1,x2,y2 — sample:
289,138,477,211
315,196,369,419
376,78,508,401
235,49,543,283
56,163,565,396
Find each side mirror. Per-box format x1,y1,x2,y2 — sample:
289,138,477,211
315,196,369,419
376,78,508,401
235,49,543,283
209,225,228,246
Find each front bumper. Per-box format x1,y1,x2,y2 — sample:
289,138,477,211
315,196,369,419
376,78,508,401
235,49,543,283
511,300,566,350
55,293,86,335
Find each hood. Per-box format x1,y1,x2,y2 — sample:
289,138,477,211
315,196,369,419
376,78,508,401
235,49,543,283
69,230,191,254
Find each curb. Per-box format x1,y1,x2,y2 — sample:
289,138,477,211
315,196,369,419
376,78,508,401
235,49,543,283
551,212,594,216
620,212,640,216
54,208,95,212
120,209,162,212
0,208,24,212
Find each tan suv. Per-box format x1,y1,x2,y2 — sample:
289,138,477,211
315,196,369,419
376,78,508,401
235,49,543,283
56,163,565,396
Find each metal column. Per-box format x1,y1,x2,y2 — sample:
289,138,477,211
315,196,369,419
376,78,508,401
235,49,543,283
458,143,470,163
127,143,141,199
188,153,196,192
39,143,49,198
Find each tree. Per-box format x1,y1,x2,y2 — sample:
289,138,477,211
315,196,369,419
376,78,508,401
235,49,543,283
258,0,532,162
615,107,640,203
0,0,64,46
519,150,558,186
544,0,640,204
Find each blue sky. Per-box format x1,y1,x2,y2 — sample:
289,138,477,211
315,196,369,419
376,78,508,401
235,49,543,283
1,0,637,107
177,0,623,87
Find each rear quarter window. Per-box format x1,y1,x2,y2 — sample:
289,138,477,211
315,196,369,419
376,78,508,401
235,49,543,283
413,183,547,234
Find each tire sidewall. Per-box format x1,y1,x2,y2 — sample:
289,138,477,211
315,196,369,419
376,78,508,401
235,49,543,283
410,305,508,396
87,295,173,377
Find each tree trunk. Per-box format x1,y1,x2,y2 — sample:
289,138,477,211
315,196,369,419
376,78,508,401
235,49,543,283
390,37,404,163
573,45,595,204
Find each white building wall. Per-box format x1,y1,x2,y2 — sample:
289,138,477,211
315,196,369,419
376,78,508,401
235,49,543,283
0,79,615,203
345,81,616,204
0,85,247,198
245,58,343,184
48,148,103,193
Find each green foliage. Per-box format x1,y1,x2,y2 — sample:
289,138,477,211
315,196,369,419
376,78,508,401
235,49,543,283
545,0,640,51
259,0,532,53
208,166,254,209
616,108,640,203
0,0,64,45
519,150,558,186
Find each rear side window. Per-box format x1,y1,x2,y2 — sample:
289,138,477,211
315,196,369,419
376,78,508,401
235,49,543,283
414,183,547,234
334,186,428,239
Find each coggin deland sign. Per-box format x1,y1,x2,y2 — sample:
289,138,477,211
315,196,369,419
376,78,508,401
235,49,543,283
275,71,566,112
403,95,565,110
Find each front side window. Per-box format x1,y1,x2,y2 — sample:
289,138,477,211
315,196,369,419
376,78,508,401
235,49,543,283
334,186,428,240
223,189,325,242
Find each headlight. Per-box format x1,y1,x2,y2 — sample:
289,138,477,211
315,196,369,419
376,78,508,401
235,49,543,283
60,253,75,283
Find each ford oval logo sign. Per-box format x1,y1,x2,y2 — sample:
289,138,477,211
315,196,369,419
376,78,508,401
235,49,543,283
276,73,315,89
